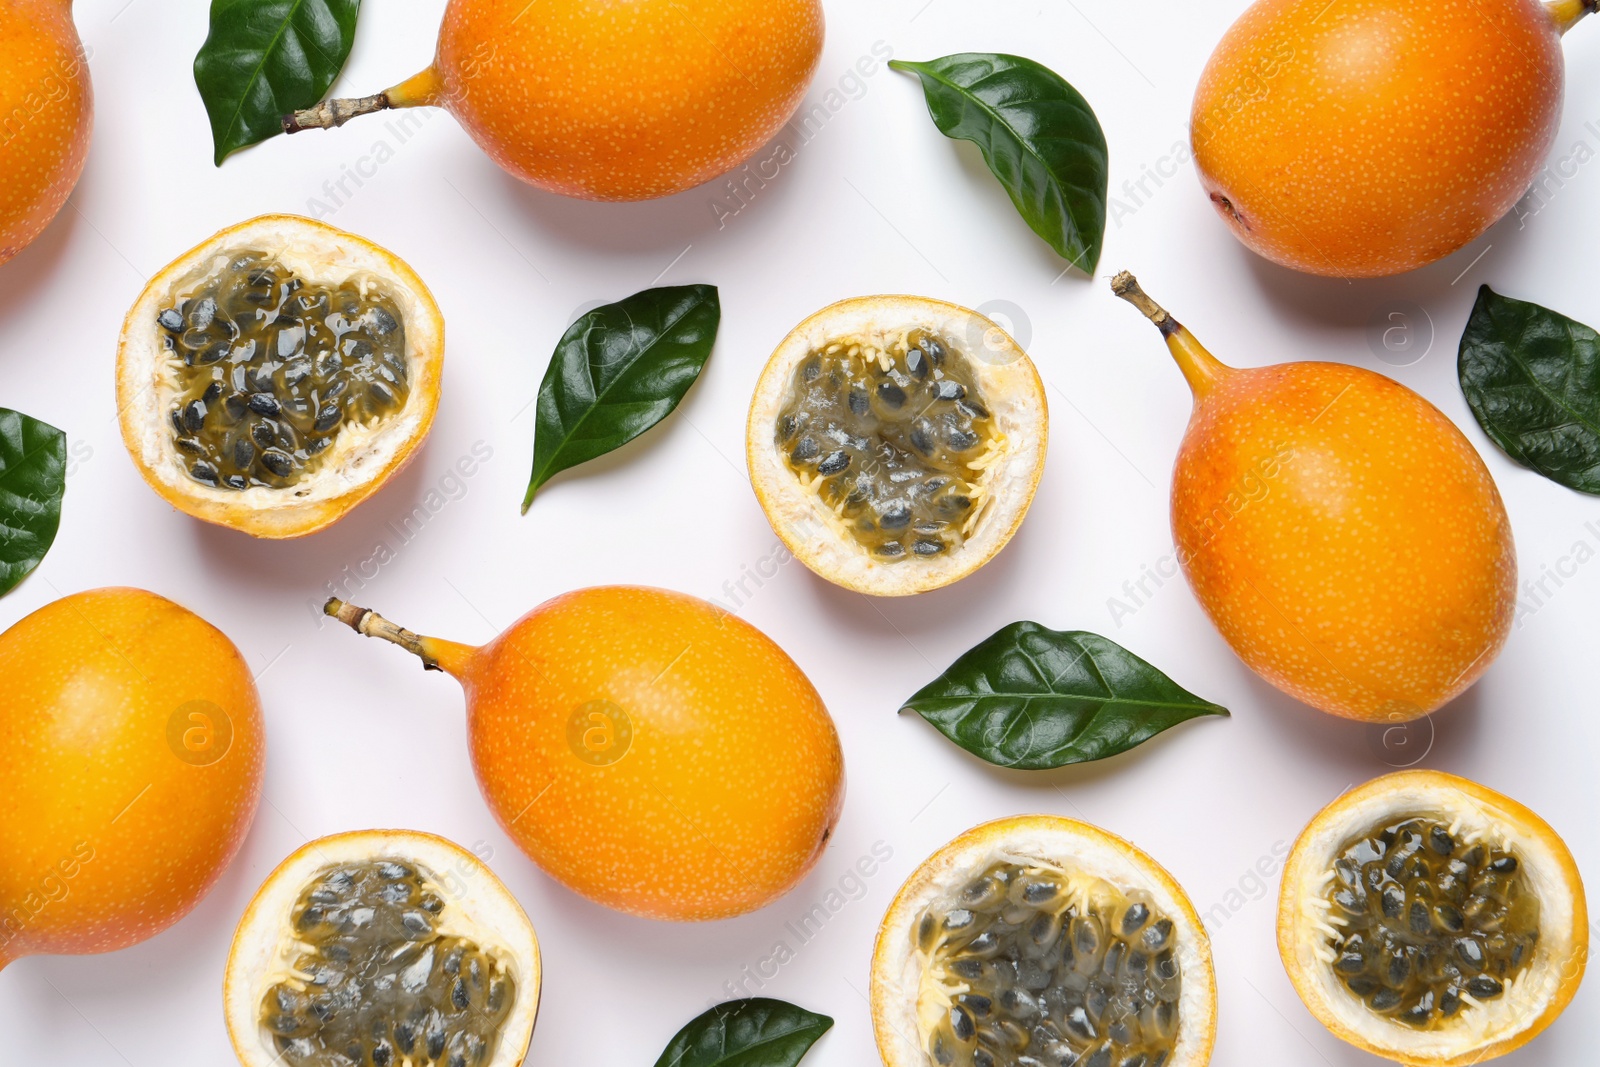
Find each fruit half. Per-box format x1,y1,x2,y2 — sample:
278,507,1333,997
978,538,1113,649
872,815,1216,1067
748,297,1047,596
1279,771,1587,1064
225,829,540,1067
117,214,444,538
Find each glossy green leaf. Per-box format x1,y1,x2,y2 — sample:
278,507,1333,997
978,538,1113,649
902,622,1227,769
0,409,67,598
652,999,833,1067
194,0,361,164
1459,284,1600,494
891,53,1109,273
523,284,719,511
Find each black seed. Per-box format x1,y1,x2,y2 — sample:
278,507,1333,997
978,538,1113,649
1409,901,1431,935
247,392,281,416
910,425,934,454
957,399,990,419
877,382,907,408
1467,975,1504,998
951,958,983,980
1154,950,1178,980
175,437,204,456
960,993,992,1018
913,538,944,556
1370,988,1401,1011
189,296,217,329
1064,1006,1095,1040
1388,951,1409,985
373,1041,393,1067
932,379,966,401
1456,938,1485,969
1435,903,1464,932
974,1051,996,1067
948,429,979,451
183,399,208,434
1381,885,1405,919
950,1005,975,1041
451,977,470,1011
252,421,277,449
260,449,294,477
231,437,255,469
791,437,819,462
1440,987,1462,1016
906,348,930,378
877,542,905,558
1489,856,1519,874
314,403,342,433
191,461,219,485
1335,951,1365,974
880,505,911,530
817,451,850,475
1428,826,1454,854
1121,903,1150,935
1141,919,1173,951
1345,976,1377,996
848,388,869,416
922,336,946,364
158,308,184,331
427,1027,446,1058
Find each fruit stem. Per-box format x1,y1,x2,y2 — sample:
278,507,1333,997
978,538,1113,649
1548,0,1598,33
324,598,475,675
1110,271,1232,398
282,68,441,134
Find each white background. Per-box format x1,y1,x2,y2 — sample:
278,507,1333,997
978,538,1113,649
3,0,1598,1064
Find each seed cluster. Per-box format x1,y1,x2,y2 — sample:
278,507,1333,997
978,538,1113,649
262,860,517,1067
160,251,410,491
1323,817,1540,1029
776,328,996,560
919,862,1182,1067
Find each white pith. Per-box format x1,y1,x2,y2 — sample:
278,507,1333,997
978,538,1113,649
747,297,1047,596
224,830,540,1067
872,816,1216,1067
117,215,443,538
1281,773,1587,1065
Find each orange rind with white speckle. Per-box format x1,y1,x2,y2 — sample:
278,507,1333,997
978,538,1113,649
1279,771,1587,1064
322,586,845,921
1192,0,1574,277
0,588,263,969
0,0,92,266
1112,272,1516,722
284,0,825,202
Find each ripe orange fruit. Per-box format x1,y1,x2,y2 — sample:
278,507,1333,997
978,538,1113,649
225,830,541,1067
0,588,264,967
285,0,825,201
1192,0,1583,277
1279,771,1586,1064
325,586,845,921
116,215,445,539
0,0,92,266
1113,274,1516,722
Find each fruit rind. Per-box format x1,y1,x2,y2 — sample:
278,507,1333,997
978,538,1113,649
1278,771,1587,1065
224,829,540,1067
747,296,1047,596
116,215,444,538
871,814,1216,1067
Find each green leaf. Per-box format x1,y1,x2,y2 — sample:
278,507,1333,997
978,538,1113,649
1458,284,1600,494
194,0,361,164
0,409,67,598
891,53,1109,273
523,284,719,511
652,999,832,1067
902,622,1227,769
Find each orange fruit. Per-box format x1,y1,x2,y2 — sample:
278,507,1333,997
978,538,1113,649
0,588,264,968
872,815,1217,1067
746,296,1049,596
1279,771,1586,1064
1112,273,1515,722
1192,0,1583,277
324,586,845,920
285,0,825,201
0,0,92,266
225,829,540,1067
116,215,444,538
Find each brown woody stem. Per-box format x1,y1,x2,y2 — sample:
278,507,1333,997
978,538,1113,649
283,93,394,134
1110,271,1181,338
324,598,441,670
